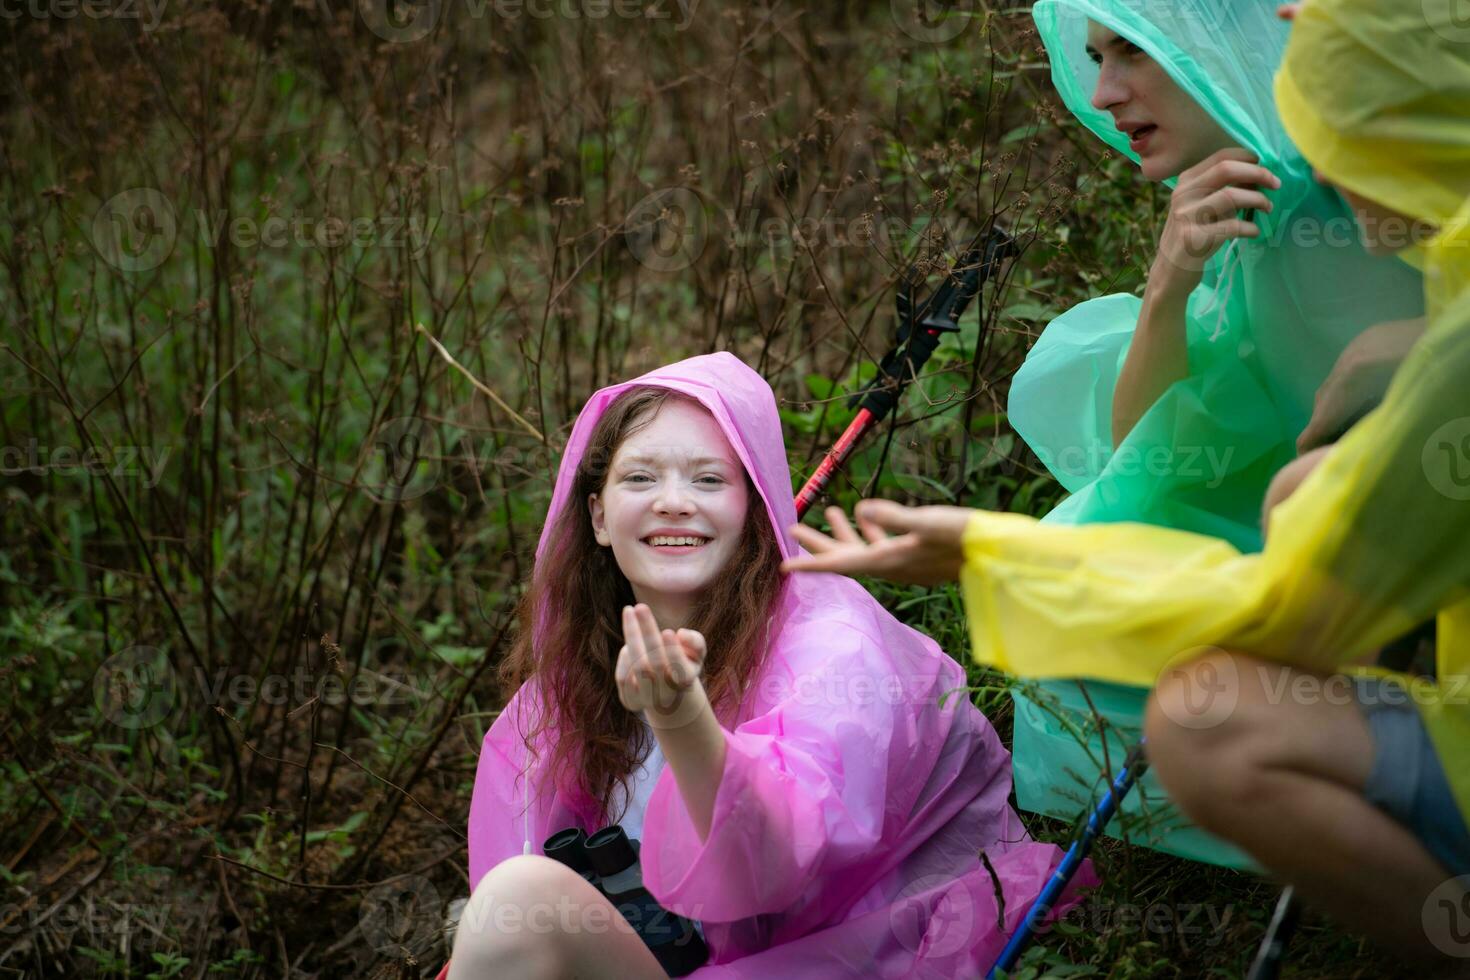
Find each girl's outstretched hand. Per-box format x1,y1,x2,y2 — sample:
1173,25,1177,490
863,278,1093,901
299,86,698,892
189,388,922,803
616,603,709,729
781,500,974,586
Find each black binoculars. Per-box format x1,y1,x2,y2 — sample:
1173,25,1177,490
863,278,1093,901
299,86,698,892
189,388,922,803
543,824,709,976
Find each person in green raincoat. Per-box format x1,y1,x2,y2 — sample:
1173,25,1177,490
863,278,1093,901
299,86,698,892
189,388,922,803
782,0,1470,958
1010,0,1427,869
1013,0,1424,551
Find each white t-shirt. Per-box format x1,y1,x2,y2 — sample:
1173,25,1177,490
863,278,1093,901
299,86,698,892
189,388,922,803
613,722,705,938
616,721,667,843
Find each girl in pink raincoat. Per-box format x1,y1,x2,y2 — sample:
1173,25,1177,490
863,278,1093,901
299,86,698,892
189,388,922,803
446,352,1091,978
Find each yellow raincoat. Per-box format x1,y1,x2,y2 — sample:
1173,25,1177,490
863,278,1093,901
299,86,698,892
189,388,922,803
962,0,1470,827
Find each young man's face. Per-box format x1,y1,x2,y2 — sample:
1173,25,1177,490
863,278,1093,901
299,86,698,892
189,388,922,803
1086,22,1236,181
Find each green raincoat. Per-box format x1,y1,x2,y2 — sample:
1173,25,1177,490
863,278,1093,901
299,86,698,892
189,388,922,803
964,0,1470,838
1013,0,1424,552
1004,0,1420,865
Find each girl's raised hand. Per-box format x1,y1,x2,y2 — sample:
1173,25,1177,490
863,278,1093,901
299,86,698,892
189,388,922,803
781,500,973,586
616,604,709,729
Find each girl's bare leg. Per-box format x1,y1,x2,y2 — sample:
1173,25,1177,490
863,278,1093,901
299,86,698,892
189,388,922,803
447,855,667,980
1145,649,1464,960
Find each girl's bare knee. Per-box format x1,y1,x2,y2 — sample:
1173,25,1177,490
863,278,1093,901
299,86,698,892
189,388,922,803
479,854,583,899
449,856,581,980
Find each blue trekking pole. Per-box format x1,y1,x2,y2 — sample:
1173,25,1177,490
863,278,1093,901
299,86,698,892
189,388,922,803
986,743,1304,979
987,739,1149,978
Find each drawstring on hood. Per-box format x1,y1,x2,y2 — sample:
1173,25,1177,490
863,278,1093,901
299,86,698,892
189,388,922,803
1205,239,1245,342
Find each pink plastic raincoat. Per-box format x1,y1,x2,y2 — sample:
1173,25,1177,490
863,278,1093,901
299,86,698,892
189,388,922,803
466,353,1092,977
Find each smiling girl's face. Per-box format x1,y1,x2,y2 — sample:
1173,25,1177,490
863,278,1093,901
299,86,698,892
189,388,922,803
588,397,751,629
1086,22,1235,181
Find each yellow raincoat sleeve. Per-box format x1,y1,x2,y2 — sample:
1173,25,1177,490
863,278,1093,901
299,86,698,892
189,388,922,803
960,280,1470,826
961,288,1470,687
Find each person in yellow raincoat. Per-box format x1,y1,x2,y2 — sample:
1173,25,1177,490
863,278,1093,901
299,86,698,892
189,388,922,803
783,0,1470,958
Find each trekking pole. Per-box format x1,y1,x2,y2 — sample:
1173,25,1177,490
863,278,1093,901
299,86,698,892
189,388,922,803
1246,887,1299,980
987,739,1151,978
793,224,1017,519
786,217,1146,978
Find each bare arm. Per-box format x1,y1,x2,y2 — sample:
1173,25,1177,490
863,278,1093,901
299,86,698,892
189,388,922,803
647,680,725,843
617,604,725,841
1296,317,1428,453
1112,273,1193,446
1261,444,1333,537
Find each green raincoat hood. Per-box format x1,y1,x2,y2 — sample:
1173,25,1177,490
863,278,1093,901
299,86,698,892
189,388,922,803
1033,0,1311,228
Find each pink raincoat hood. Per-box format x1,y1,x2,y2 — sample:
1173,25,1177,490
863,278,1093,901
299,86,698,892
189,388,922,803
536,351,801,567
466,352,1090,976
